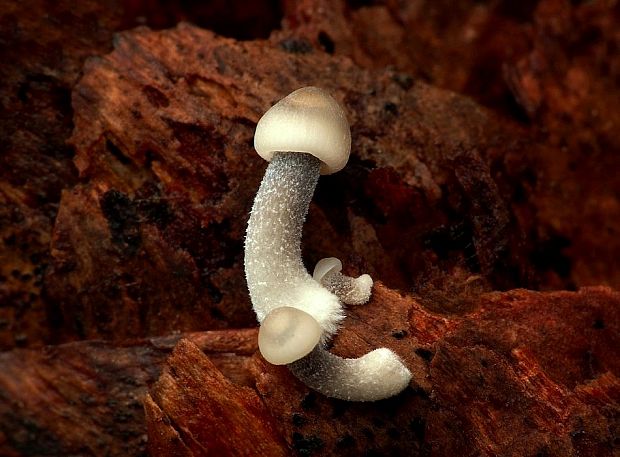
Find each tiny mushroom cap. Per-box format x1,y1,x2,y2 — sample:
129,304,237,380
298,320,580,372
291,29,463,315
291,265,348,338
313,257,343,283
254,86,351,174
258,307,322,365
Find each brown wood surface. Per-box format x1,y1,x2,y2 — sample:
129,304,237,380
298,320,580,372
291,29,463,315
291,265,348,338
0,0,618,455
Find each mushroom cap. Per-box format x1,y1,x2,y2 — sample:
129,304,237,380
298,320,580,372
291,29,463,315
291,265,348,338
258,306,322,365
313,257,342,283
254,87,351,175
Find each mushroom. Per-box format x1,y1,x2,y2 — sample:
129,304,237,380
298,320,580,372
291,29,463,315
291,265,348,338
257,306,322,365
245,86,411,400
313,257,373,306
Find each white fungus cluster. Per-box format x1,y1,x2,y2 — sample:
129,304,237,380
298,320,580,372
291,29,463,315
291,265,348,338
245,87,411,401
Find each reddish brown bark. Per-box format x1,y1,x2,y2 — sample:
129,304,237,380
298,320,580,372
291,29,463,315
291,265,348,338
146,339,288,457
250,285,619,456
0,0,618,456
0,329,257,455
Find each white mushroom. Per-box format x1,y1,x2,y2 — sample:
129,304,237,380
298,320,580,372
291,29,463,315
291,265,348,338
245,86,411,401
246,87,349,339
313,257,373,306
253,86,351,175
258,307,322,365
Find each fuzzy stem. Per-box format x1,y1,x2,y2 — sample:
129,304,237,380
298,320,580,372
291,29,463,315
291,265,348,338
245,152,411,400
288,346,412,401
245,152,343,338
320,270,373,305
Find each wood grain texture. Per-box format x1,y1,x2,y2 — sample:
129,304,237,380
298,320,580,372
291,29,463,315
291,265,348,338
0,0,618,455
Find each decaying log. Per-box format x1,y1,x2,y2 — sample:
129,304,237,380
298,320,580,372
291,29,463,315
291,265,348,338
0,329,257,455
52,21,533,341
148,285,619,456
2,285,616,455
0,0,128,350
145,339,288,457
1,0,618,455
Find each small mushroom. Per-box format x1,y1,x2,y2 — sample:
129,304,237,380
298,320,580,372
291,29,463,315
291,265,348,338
313,257,373,306
258,306,322,365
246,87,349,340
245,87,411,401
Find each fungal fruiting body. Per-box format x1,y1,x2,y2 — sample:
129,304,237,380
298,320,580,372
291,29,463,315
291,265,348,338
245,87,411,401
313,257,373,306
245,152,343,343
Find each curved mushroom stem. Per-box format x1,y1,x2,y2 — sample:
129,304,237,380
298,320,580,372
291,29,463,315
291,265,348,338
313,257,373,305
245,151,412,400
288,346,412,401
245,152,344,340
